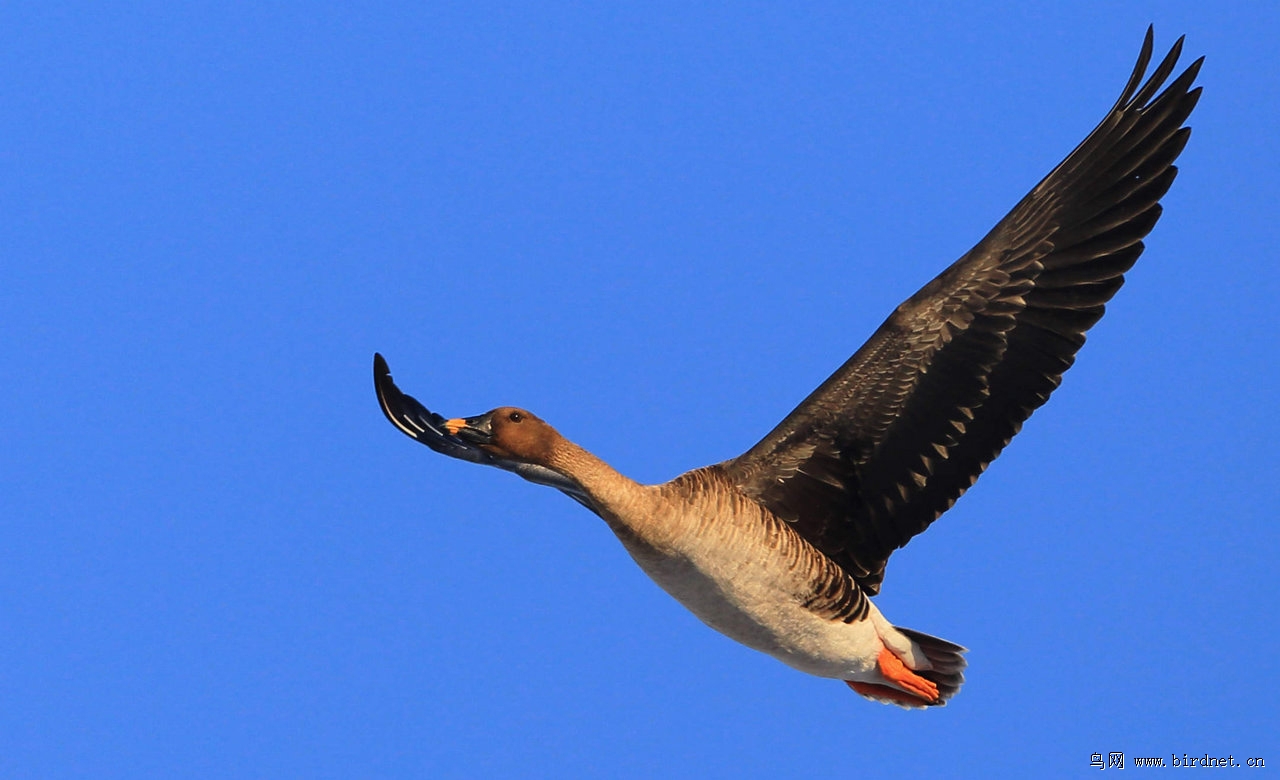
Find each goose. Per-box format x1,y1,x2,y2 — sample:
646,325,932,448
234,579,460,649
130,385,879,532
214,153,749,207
373,29,1201,708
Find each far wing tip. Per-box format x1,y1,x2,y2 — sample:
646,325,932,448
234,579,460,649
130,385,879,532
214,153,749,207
371,351,432,441
371,354,501,466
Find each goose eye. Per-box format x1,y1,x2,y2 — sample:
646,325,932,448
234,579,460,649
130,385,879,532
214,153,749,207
508,411,524,423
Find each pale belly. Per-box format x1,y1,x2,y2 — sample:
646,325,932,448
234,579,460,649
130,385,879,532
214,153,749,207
621,535,889,681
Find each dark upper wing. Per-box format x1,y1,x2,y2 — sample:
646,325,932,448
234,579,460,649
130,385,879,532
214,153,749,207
723,29,1202,594
373,353,597,510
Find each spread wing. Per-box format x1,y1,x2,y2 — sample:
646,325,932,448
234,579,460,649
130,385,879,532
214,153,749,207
373,353,597,510
723,29,1202,595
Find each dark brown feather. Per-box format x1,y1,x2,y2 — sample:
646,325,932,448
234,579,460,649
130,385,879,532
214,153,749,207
724,29,1202,594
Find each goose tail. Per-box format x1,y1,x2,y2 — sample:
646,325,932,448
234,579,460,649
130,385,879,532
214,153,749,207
897,625,968,704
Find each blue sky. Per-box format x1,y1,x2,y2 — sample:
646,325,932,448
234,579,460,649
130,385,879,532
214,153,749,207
3,3,1277,777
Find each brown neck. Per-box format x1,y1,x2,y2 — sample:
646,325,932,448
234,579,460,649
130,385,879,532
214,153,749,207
545,436,652,523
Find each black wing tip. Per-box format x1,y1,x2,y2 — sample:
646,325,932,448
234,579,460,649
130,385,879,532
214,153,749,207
1123,28,1203,114
373,351,395,404
1182,56,1207,88
372,351,418,436
369,355,538,472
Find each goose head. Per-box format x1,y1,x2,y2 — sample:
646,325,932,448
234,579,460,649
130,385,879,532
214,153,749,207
445,407,561,465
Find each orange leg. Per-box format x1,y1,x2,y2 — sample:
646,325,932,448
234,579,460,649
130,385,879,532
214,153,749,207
875,646,939,703
845,680,932,707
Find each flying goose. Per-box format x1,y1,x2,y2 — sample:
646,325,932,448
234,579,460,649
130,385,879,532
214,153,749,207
374,29,1201,707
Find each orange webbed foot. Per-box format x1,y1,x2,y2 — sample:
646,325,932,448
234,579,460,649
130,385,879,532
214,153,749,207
845,680,933,708
875,646,939,703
